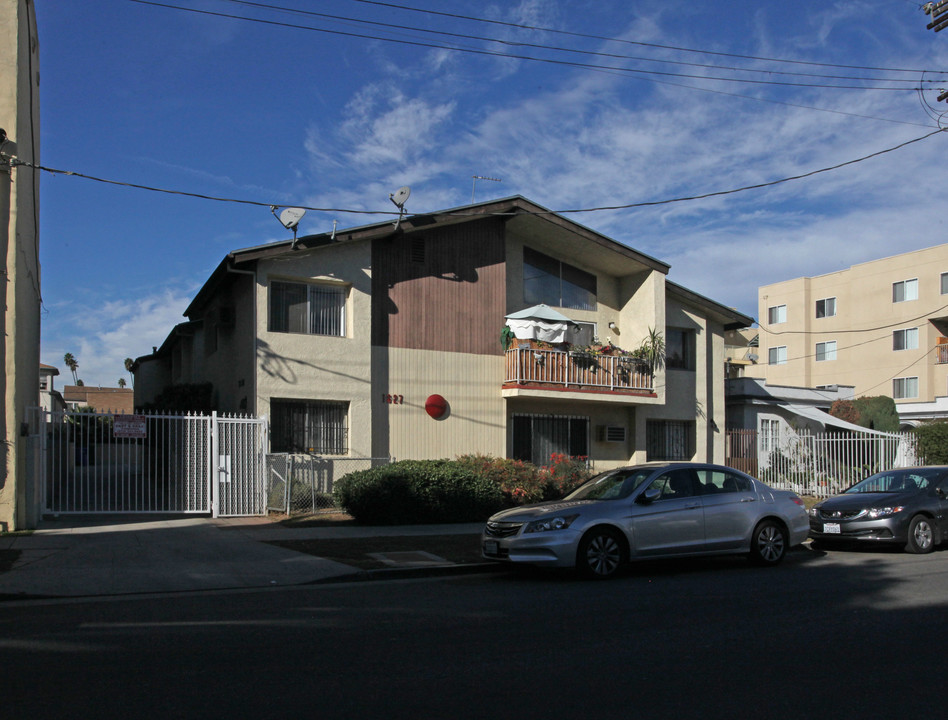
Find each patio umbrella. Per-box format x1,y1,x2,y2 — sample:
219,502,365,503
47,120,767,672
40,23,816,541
505,304,576,343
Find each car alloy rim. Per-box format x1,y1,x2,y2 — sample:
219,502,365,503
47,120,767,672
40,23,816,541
758,526,784,562
915,520,933,549
587,535,621,575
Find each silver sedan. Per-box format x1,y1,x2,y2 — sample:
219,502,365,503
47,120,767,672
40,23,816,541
482,462,810,579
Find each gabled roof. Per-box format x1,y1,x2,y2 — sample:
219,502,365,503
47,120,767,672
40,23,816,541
185,196,671,318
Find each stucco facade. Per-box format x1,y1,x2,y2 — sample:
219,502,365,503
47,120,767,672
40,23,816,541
757,244,948,423
135,197,751,470
1,0,41,531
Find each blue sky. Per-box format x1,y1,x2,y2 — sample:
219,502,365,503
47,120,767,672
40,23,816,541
33,0,948,387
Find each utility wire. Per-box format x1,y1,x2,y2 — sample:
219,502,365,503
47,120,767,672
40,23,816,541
215,0,947,84
758,301,948,336
13,127,945,216
127,0,932,90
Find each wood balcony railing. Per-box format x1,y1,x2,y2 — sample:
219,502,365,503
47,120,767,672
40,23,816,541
937,342,948,364
504,347,654,393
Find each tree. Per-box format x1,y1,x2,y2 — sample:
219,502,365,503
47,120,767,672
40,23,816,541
117,378,126,388
63,352,79,384
853,396,900,433
124,357,134,387
912,421,948,464
829,399,860,425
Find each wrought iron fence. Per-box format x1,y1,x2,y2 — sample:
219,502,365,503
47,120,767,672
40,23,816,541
726,428,923,497
266,454,391,514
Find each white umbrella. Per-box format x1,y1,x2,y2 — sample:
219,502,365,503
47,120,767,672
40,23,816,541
505,304,576,343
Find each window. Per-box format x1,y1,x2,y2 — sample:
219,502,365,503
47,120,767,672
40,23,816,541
893,328,919,351
270,400,349,454
892,279,918,303
815,297,836,318
893,377,919,399
269,281,346,336
666,328,696,371
523,247,596,310
695,469,753,494
768,305,787,324
942,272,948,295
760,418,780,452
768,346,787,365
815,341,836,362
512,414,588,465
646,420,695,461
569,321,597,346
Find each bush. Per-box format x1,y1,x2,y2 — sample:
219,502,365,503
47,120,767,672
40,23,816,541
455,453,591,505
912,421,948,464
334,460,505,525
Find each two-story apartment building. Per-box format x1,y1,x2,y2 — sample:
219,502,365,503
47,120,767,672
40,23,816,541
134,196,751,468
756,243,948,423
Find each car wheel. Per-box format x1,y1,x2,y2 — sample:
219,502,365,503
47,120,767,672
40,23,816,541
750,520,788,566
577,527,627,580
905,515,935,554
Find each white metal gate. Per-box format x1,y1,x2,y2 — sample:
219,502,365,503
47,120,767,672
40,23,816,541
29,408,268,517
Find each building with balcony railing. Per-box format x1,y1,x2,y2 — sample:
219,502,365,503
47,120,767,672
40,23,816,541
134,196,751,468
753,243,948,428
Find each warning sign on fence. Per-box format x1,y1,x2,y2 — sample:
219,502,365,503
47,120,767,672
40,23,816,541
113,414,147,439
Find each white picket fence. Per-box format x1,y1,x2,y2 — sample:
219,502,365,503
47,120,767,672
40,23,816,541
726,429,922,498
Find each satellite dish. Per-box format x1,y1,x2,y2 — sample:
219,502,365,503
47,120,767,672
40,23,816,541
279,207,306,230
390,186,411,209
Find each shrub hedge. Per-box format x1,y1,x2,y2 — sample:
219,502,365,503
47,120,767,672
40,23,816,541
333,455,592,524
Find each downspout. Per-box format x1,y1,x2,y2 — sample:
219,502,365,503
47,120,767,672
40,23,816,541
226,263,257,418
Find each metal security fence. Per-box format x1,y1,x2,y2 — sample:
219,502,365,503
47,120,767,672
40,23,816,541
267,455,391,515
29,408,268,517
726,428,923,497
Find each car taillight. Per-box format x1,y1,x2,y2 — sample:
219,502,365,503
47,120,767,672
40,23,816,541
790,494,804,506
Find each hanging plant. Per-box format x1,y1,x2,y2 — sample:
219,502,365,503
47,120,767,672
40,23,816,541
501,325,515,351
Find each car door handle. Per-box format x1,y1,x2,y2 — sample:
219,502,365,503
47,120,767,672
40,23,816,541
741,497,756,503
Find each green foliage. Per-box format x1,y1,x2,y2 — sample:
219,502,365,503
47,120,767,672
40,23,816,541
852,396,900,433
829,399,859,425
456,453,591,504
334,460,506,525
912,421,948,464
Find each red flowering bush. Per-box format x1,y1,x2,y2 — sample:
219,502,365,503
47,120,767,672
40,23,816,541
456,453,592,507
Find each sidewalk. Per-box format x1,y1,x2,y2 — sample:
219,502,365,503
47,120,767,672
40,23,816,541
0,515,492,600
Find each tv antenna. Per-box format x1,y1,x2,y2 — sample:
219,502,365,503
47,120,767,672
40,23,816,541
471,175,501,203
271,206,307,248
389,186,411,229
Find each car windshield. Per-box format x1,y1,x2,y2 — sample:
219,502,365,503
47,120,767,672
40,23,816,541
564,469,654,501
844,469,942,494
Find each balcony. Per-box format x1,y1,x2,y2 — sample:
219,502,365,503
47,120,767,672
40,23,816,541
504,347,654,394
938,341,948,364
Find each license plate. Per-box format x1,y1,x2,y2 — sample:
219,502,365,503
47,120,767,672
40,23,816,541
484,540,499,555
823,523,841,534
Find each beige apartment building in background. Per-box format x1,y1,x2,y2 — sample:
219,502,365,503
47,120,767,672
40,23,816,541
1,0,41,530
755,244,948,425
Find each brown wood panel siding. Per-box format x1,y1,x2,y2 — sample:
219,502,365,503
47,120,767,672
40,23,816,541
372,217,507,354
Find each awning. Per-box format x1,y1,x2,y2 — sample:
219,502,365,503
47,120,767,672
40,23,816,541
783,403,898,437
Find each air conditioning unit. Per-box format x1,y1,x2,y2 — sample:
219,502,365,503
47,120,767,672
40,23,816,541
597,425,627,443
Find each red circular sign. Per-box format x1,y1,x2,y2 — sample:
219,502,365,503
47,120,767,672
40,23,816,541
425,394,448,419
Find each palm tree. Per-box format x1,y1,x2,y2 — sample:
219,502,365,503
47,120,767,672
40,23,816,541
124,357,135,387
118,378,126,388
63,352,79,384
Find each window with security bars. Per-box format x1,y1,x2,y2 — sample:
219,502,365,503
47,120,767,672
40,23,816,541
511,414,588,465
269,281,346,336
270,399,349,454
646,420,695,461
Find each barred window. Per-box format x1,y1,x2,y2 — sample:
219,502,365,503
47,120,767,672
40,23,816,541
511,414,588,465
270,399,348,454
269,281,346,336
646,420,695,461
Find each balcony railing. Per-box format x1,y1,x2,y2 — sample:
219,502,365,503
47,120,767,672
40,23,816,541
937,342,948,364
504,347,654,393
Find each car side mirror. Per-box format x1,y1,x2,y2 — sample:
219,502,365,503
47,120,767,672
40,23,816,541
937,487,946,499
638,487,661,504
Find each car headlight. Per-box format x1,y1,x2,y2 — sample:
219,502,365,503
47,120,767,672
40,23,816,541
867,506,904,519
524,515,578,533
808,507,821,517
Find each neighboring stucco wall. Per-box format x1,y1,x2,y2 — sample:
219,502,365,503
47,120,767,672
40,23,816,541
254,240,374,456
758,243,948,404
1,0,40,531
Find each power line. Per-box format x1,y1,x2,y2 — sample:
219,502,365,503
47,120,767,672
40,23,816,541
215,0,948,85
126,0,933,90
758,301,948,336
13,127,944,216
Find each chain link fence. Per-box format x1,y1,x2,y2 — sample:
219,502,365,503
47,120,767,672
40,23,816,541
266,454,391,515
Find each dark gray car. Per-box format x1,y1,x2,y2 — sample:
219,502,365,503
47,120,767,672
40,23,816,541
808,466,948,553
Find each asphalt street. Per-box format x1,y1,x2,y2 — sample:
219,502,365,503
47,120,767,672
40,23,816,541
3,545,947,719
